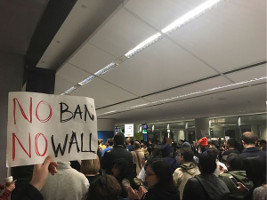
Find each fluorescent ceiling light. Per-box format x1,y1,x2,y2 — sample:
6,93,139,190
64,86,76,94
124,33,162,58
94,62,118,76
161,0,222,34
78,75,95,86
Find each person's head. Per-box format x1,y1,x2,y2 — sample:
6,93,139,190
207,147,219,159
161,144,173,157
106,138,113,147
226,138,236,148
145,158,174,189
134,141,141,150
81,156,100,175
226,153,243,171
241,132,257,147
98,139,103,145
198,153,217,174
179,147,194,164
113,132,125,146
112,159,133,181
259,139,267,150
87,174,121,200
198,137,208,147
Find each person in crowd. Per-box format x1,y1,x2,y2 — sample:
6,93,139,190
126,138,135,152
223,139,240,156
207,147,228,177
101,132,133,175
161,143,179,173
258,139,267,151
81,156,101,185
112,158,137,198
98,139,106,152
245,156,266,189
251,157,267,200
137,146,162,184
86,174,122,200
40,161,89,200
12,156,57,200
198,137,209,154
141,142,150,160
219,153,253,200
101,138,113,157
0,179,16,200
240,132,266,160
128,158,180,200
183,153,230,200
132,141,146,176
173,147,200,199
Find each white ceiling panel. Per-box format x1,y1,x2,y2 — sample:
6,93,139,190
168,0,266,72
68,42,115,73
54,76,75,94
100,37,217,96
144,76,232,102
97,98,150,116
56,62,92,85
71,77,138,108
106,83,266,123
89,8,159,57
225,64,267,83
124,0,207,31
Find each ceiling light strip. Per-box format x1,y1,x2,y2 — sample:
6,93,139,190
124,33,162,58
161,0,222,34
94,62,118,76
64,86,76,94
99,76,267,116
78,75,95,86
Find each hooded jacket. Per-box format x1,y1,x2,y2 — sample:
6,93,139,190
219,170,253,200
173,162,200,199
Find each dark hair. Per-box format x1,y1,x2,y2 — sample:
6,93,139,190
241,132,257,145
113,159,134,181
198,154,217,174
180,147,194,162
87,174,121,200
107,138,113,146
245,157,266,187
226,153,243,170
147,158,175,190
207,147,219,159
113,132,125,146
227,138,236,148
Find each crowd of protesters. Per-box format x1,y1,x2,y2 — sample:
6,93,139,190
1,131,266,200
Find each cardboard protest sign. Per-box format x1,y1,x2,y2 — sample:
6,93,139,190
6,92,97,167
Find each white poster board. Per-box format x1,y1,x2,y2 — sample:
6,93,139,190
6,92,97,167
124,124,134,137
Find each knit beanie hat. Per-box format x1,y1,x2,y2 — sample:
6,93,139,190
198,137,208,146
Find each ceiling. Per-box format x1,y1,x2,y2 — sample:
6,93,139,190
1,0,266,124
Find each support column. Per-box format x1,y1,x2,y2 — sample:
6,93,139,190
195,118,210,139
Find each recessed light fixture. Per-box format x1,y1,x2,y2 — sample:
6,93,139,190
124,33,162,58
161,0,222,34
94,62,118,76
78,75,95,86
64,86,76,94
